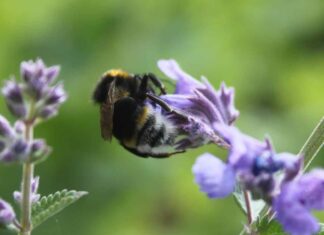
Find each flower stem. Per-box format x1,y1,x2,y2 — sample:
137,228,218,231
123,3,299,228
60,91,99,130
243,190,253,225
19,122,34,235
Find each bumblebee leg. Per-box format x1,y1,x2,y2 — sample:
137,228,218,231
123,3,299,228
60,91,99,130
146,93,188,119
143,73,166,95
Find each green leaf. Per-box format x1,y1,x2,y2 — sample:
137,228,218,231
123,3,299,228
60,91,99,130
257,216,287,235
299,117,324,171
233,183,266,222
319,223,324,234
31,189,88,228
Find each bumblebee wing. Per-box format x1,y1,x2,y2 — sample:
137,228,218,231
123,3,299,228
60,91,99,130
100,79,117,141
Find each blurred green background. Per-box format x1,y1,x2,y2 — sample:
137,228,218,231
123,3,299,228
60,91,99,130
0,0,323,234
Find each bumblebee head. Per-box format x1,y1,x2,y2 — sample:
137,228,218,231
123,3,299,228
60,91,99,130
92,69,131,104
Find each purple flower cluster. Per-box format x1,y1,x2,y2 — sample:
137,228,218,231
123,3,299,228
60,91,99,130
0,59,63,164
156,59,324,235
0,115,50,164
2,59,66,121
192,122,323,235
156,59,239,150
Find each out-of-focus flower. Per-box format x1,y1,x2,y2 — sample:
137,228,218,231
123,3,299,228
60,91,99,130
0,199,15,226
20,59,60,100
273,169,324,235
2,58,66,121
156,59,239,150
21,59,66,121
192,153,235,198
30,139,51,162
0,116,31,164
14,176,41,204
1,79,27,118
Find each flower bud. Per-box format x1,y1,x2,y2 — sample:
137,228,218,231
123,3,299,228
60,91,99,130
2,80,24,103
45,83,67,105
30,139,51,162
14,176,41,204
13,121,25,135
45,65,60,84
0,115,14,138
0,199,15,226
38,106,58,119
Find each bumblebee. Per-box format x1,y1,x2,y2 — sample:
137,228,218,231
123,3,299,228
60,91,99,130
92,70,185,158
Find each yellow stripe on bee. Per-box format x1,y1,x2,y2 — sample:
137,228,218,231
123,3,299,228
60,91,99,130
122,107,149,148
137,106,149,127
104,69,130,78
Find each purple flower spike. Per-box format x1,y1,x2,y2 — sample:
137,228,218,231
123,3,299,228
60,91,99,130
0,199,15,226
20,59,63,102
273,169,324,235
192,153,235,198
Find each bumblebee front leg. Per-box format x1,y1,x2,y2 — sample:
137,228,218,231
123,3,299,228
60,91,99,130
143,73,166,95
146,93,188,119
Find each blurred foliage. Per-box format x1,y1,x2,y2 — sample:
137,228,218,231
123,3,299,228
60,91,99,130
0,0,323,234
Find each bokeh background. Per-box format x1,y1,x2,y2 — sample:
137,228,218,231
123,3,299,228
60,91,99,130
0,0,323,234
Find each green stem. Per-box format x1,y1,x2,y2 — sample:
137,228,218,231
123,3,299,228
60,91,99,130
299,117,324,171
19,122,34,235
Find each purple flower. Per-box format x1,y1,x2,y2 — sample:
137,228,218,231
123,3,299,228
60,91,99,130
156,59,239,150
20,59,60,99
0,115,14,138
1,80,27,118
193,124,302,202
0,115,32,164
14,176,41,204
0,199,15,226
273,169,324,235
45,83,67,105
192,153,236,198
30,139,51,161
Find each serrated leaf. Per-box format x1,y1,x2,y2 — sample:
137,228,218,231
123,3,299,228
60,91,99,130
257,216,287,235
233,183,266,222
299,117,324,171
31,189,87,228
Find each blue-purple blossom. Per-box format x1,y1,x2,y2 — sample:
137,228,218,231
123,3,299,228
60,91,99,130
1,79,27,118
20,59,60,99
14,176,41,204
273,169,324,235
0,115,15,138
0,199,15,226
192,124,302,202
0,116,31,163
156,59,239,150
20,59,66,120
2,58,67,121
192,153,235,198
